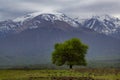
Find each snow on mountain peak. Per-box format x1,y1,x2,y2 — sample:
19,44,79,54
92,14,118,22
0,12,120,39
13,11,62,22
13,11,79,27
83,14,120,36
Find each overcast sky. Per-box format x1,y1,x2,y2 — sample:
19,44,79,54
0,0,120,21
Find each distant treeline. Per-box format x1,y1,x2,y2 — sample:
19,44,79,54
0,62,120,70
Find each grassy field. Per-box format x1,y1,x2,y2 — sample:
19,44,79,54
0,68,120,80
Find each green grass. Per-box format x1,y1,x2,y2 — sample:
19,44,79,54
0,68,120,80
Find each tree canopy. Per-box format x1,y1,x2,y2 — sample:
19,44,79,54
52,38,88,69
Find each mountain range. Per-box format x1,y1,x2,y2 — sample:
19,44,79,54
81,15,120,39
0,11,120,68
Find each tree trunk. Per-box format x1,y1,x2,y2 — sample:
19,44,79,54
69,65,73,69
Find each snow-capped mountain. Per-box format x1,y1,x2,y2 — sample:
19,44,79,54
81,15,120,39
0,11,80,36
0,12,120,39
13,11,79,27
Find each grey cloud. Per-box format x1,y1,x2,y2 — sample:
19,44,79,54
61,0,120,18
0,0,120,21
81,1,120,13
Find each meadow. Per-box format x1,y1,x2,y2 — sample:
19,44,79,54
0,68,120,80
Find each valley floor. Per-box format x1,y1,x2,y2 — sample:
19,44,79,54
0,68,120,80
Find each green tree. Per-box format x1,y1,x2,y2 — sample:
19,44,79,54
52,38,88,69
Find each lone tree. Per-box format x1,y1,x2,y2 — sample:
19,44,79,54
52,38,88,69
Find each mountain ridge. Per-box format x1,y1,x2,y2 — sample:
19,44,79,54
79,14,120,39
0,12,120,39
